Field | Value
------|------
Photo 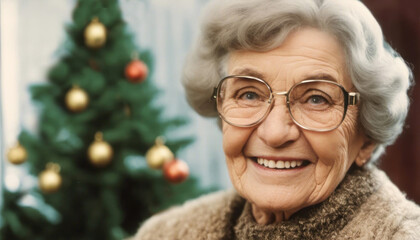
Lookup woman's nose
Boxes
[256,102,300,148]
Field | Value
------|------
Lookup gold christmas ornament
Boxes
[39,163,62,193]
[84,17,107,48]
[88,132,113,167]
[65,85,89,112]
[7,142,27,165]
[146,137,174,169]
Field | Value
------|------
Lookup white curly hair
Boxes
[182,0,413,162]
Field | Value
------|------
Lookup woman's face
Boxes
[223,28,372,215]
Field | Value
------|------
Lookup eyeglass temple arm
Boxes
[212,87,217,100]
[348,92,360,105]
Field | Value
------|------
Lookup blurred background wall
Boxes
[363,0,420,204]
[0,0,418,206]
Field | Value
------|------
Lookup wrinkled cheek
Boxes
[223,138,247,178]
[305,131,349,185]
[314,146,348,185]
[225,156,247,183]
[222,124,250,156]
[222,124,252,179]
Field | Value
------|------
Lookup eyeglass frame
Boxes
[212,75,360,132]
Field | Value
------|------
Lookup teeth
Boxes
[256,158,304,169]
[276,161,284,168]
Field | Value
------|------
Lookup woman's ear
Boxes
[355,140,377,167]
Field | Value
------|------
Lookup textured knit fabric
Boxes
[132,166,420,240]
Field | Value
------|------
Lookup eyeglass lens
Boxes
[216,76,346,131]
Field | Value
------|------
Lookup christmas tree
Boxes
[0,0,208,239]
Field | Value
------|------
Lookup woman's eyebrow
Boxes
[232,68,266,80]
[232,69,338,83]
[303,73,337,82]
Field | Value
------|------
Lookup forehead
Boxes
[227,28,352,89]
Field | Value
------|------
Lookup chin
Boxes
[252,191,307,212]
[237,178,312,214]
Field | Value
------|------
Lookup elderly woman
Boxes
[134,0,420,239]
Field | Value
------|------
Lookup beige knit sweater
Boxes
[132,166,420,240]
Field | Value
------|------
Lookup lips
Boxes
[251,157,310,169]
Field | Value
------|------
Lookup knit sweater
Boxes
[132,166,420,240]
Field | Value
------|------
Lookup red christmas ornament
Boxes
[163,159,189,184]
[125,60,148,83]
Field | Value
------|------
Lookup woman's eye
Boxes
[239,92,260,100]
[307,95,328,105]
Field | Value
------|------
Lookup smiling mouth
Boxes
[251,157,310,170]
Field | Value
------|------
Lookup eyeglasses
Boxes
[212,75,360,132]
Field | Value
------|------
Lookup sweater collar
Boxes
[232,165,381,240]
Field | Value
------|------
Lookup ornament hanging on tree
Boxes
[7,141,27,165]
[84,17,107,49]
[124,104,131,117]
[39,163,62,193]
[88,132,113,167]
[146,137,174,169]
[163,158,189,184]
[125,58,148,83]
[65,85,89,112]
